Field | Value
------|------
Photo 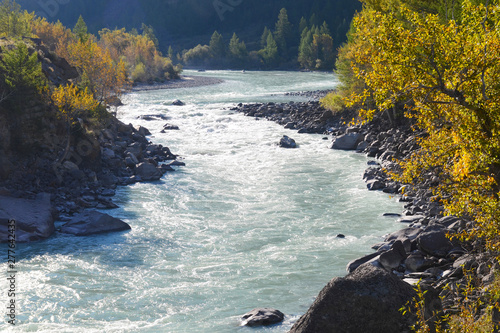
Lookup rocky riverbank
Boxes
[0,109,184,242]
[235,100,497,331]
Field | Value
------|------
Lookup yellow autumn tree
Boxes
[31,17,73,54]
[65,38,130,103]
[346,0,500,252]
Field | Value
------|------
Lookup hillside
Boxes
[18,0,361,54]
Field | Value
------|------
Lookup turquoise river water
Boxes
[2,70,404,332]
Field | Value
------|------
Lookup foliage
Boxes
[228,33,247,64]
[274,8,293,59]
[0,42,45,94]
[0,0,32,38]
[99,27,180,83]
[209,31,225,58]
[64,38,129,103]
[345,1,500,254]
[298,23,335,70]
[73,15,89,43]
[31,17,72,53]
[51,83,98,121]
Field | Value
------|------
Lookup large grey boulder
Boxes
[329,133,363,150]
[241,308,284,327]
[135,162,162,181]
[0,193,54,242]
[289,263,415,333]
[279,135,297,148]
[60,210,130,236]
[416,225,454,257]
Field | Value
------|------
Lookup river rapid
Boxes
[4,70,404,332]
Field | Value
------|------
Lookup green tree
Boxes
[228,32,247,60]
[260,33,278,66]
[299,17,308,35]
[260,26,271,49]
[209,30,225,58]
[298,27,314,69]
[0,0,32,38]
[274,8,293,59]
[0,42,45,94]
[73,15,89,43]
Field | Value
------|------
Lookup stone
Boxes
[163,123,180,130]
[136,125,151,136]
[289,263,416,333]
[62,160,79,171]
[356,141,369,152]
[135,162,162,181]
[405,252,431,272]
[346,252,380,273]
[329,133,363,150]
[101,148,115,159]
[241,308,284,327]
[398,215,426,224]
[0,193,54,242]
[279,135,297,148]
[171,99,185,106]
[60,210,130,236]
[417,225,454,257]
[379,241,407,271]
[366,179,385,191]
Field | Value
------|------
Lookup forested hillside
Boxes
[17,0,360,66]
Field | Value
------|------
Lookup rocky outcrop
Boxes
[0,193,54,242]
[241,308,285,327]
[60,210,131,236]
[289,263,416,333]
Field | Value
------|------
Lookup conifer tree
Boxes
[209,30,225,58]
[73,15,88,43]
[274,8,292,59]
[260,27,271,49]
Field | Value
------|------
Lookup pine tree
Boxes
[0,42,45,93]
[298,28,314,69]
[274,8,292,59]
[260,27,271,49]
[228,32,247,59]
[263,33,278,66]
[299,17,308,35]
[209,30,225,58]
[73,15,88,43]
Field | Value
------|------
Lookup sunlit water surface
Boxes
[3,70,404,332]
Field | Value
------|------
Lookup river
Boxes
[5,70,404,332]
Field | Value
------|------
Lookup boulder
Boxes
[171,99,185,106]
[379,240,407,271]
[163,123,180,130]
[241,308,284,327]
[60,210,130,236]
[136,125,151,136]
[289,263,415,333]
[279,135,297,148]
[329,133,363,150]
[417,225,454,257]
[135,162,162,181]
[366,179,385,191]
[0,193,55,242]
[346,252,380,273]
